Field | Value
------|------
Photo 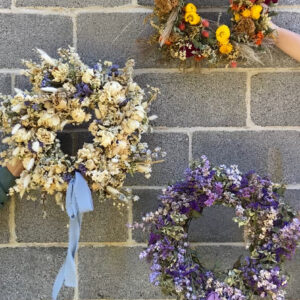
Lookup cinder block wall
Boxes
[0,0,300,299]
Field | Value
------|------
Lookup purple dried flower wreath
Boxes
[135,156,300,300]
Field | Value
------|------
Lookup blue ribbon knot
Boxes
[52,172,93,300]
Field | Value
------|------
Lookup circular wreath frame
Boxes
[138,156,300,300]
[150,0,279,65]
[0,47,163,206]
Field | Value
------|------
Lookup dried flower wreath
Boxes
[0,48,163,207]
[149,0,278,66]
[135,156,300,300]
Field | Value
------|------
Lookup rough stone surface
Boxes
[251,72,300,126]
[16,0,129,7]
[0,14,72,68]
[192,131,300,184]
[0,74,11,94]
[80,196,128,242]
[0,0,10,8]
[133,189,243,243]
[0,202,10,243]
[79,246,164,299]
[0,247,73,300]
[285,189,300,211]
[15,75,31,92]
[135,72,247,127]
[125,132,189,186]
[15,195,69,243]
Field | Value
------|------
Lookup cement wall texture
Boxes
[0,0,300,299]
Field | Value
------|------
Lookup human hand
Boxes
[7,160,24,177]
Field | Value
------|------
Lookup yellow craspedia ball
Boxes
[185,12,201,25]
[216,25,231,44]
[242,9,251,18]
[234,13,241,22]
[219,42,233,55]
[251,5,263,20]
[185,3,197,13]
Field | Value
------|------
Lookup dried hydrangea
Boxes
[0,47,163,206]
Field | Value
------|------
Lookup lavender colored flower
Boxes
[74,82,92,102]
[108,64,120,77]
[206,292,220,300]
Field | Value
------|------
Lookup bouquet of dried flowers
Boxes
[0,47,163,207]
[148,0,278,66]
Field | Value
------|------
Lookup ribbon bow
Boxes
[52,171,93,300]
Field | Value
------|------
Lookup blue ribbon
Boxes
[52,171,93,300]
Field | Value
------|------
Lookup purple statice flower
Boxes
[74,82,92,102]
[77,163,87,175]
[93,63,102,71]
[148,232,161,245]
[32,104,39,111]
[24,100,31,106]
[62,173,73,183]
[206,292,221,300]
[149,271,161,285]
[108,64,120,77]
[41,73,51,88]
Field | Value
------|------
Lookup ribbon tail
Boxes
[52,172,93,300]
[52,262,66,300]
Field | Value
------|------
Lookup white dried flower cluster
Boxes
[0,47,162,205]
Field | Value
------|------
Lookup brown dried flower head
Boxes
[234,17,256,38]
[154,0,179,14]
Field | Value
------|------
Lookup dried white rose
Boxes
[103,81,123,97]
[82,68,94,84]
[71,108,86,123]
[100,131,114,147]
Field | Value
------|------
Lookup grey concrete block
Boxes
[78,246,164,299]
[132,189,161,242]
[285,189,300,212]
[0,202,10,243]
[125,132,189,186]
[192,131,300,184]
[77,12,160,69]
[15,193,128,243]
[0,247,73,300]
[251,72,300,126]
[57,132,76,156]
[15,75,31,92]
[80,197,128,242]
[135,72,247,127]
[284,250,300,299]
[15,195,69,243]
[0,14,72,68]
[273,12,300,34]
[132,189,243,243]
[16,0,129,7]
[0,0,10,8]
[0,74,11,94]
